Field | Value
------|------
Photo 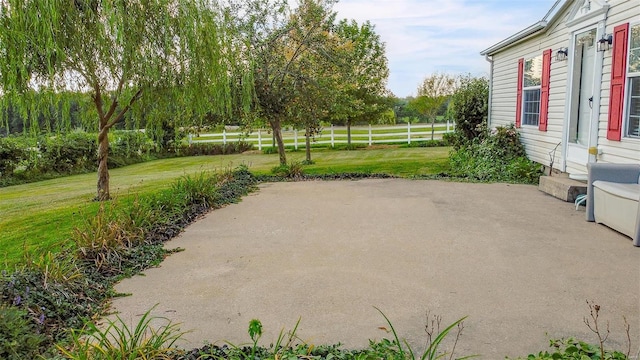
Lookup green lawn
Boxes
[0,146,450,268]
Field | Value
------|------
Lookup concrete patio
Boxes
[111,179,640,359]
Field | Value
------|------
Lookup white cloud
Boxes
[333,0,558,97]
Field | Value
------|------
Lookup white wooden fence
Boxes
[189,123,455,150]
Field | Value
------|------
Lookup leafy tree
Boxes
[231,0,339,165]
[0,0,246,200]
[410,73,457,139]
[331,19,390,145]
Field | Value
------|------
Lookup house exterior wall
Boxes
[489,10,572,171]
[487,0,640,174]
[595,1,640,166]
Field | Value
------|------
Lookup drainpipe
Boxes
[484,54,494,129]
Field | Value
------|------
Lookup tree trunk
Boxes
[431,117,435,141]
[305,126,312,163]
[271,119,287,165]
[347,119,352,146]
[96,127,110,201]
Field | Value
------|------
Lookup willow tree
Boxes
[0,0,244,200]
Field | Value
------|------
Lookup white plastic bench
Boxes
[586,163,640,246]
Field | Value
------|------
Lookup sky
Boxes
[332,0,559,97]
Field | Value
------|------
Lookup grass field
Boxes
[0,146,450,269]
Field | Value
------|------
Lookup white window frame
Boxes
[624,23,640,139]
[522,56,542,126]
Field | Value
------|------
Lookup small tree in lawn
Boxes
[331,19,390,146]
[0,0,245,200]
[231,0,339,166]
[410,73,457,140]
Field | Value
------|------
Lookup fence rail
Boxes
[189,123,455,150]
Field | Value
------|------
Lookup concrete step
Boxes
[538,175,587,202]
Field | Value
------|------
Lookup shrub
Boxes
[108,130,156,167]
[448,75,489,149]
[0,136,36,177]
[0,305,47,360]
[449,124,542,184]
[38,132,98,173]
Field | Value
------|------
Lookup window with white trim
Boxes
[626,24,640,138]
[523,56,542,126]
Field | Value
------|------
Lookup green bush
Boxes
[449,124,541,184]
[448,75,489,149]
[0,136,35,177]
[38,132,98,173]
[0,305,47,360]
[108,130,156,167]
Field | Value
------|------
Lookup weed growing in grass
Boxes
[57,307,186,360]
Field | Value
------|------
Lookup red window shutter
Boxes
[516,58,524,128]
[607,23,629,141]
[539,49,552,132]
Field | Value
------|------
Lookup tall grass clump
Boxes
[57,307,185,360]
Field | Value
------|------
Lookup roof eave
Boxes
[480,21,547,56]
[480,0,571,56]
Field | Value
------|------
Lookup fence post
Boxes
[188,133,193,145]
[368,124,372,146]
[294,129,298,150]
[447,120,450,132]
[258,129,262,151]
[331,125,334,147]
[407,122,411,145]
[223,129,227,145]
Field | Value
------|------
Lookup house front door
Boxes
[566,28,598,167]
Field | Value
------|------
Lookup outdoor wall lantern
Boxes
[555,48,568,61]
[598,34,612,52]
